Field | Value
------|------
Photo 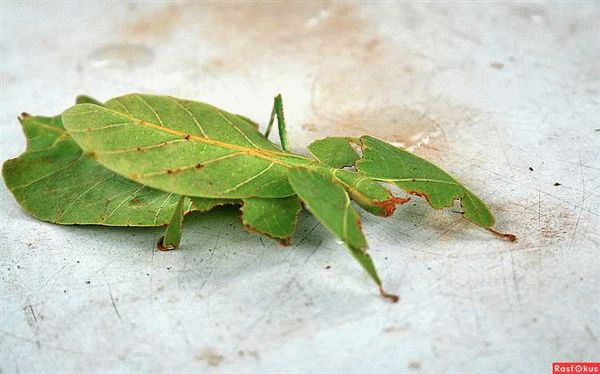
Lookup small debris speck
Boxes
[408,361,421,370]
[554,182,561,186]
[529,167,534,171]
[85,280,91,284]
[325,265,331,269]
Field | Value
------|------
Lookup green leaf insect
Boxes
[2,93,515,302]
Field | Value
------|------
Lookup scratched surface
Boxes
[1,2,599,373]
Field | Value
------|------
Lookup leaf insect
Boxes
[3,94,515,302]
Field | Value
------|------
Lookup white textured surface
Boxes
[1,2,599,373]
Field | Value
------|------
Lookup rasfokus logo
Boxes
[553,363,600,373]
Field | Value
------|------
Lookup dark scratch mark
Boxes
[492,119,514,176]
[538,190,542,238]
[569,157,586,250]
[107,284,122,320]
[501,253,514,311]
[510,251,522,305]
[585,325,598,342]
[27,304,37,323]
[0,330,96,355]
[294,222,320,248]
[536,189,598,218]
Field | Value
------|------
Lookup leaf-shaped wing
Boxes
[241,196,302,244]
[2,114,234,226]
[308,137,360,168]
[357,135,495,227]
[62,94,312,198]
[287,167,385,291]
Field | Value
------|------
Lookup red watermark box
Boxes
[553,363,600,373]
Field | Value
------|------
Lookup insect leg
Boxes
[157,196,185,251]
[265,94,290,151]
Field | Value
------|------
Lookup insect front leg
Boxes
[157,196,185,251]
[264,94,290,151]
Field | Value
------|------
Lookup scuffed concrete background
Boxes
[1,2,598,372]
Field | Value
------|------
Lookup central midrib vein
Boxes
[92,106,313,167]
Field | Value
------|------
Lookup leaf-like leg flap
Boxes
[307,138,409,217]
[265,94,290,151]
[308,137,360,168]
[241,196,302,245]
[157,196,185,251]
[332,169,410,217]
[287,167,398,302]
[75,95,104,106]
[356,135,516,240]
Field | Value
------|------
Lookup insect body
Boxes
[2,94,515,301]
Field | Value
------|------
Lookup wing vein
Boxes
[135,95,164,126]
[96,139,187,155]
[57,175,114,220]
[375,177,458,186]
[113,98,133,115]
[222,162,275,194]
[154,192,174,224]
[68,122,133,133]
[173,98,208,137]
[11,155,84,190]
[139,152,244,178]
[104,185,146,222]
[213,108,259,148]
